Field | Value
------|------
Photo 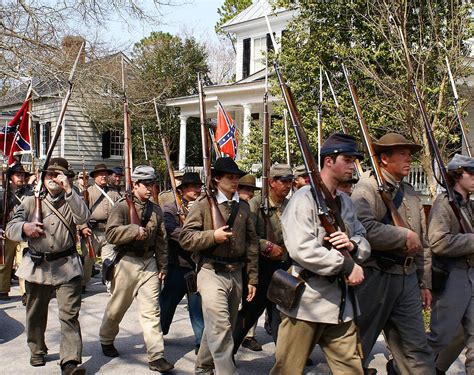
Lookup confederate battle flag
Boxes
[215,100,238,160]
[0,98,32,165]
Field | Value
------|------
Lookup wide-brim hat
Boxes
[212,157,246,177]
[90,163,113,178]
[42,157,70,174]
[7,163,31,177]
[320,133,364,160]
[178,172,203,188]
[238,174,260,190]
[373,133,422,155]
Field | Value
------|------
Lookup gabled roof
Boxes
[222,0,287,30]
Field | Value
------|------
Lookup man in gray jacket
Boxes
[270,133,370,375]
[6,157,90,375]
[428,153,474,374]
[351,133,435,374]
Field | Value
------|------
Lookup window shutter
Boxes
[102,131,111,159]
[34,122,40,158]
[242,38,251,79]
[266,33,274,52]
[45,122,51,153]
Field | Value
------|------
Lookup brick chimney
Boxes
[61,35,86,64]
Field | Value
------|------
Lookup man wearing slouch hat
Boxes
[6,157,89,374]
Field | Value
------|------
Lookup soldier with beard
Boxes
[6,157,90,374]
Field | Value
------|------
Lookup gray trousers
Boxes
[196,267,243,375]
[428,267,474,374]
[26,276,82,365]
[355,268,435,374]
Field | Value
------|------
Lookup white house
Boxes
[166,0,296,169]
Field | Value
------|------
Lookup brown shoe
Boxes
[0,292,10,301]
[148,358,174,372]
[61,361,86,375]
[30,354,46,367]
[242,337,262,351]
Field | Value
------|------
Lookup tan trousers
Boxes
[0,238,18,293]
[270,314,364,375]
[82,229,114,286]
[196,267,243,375]
[14,242,27,294]
[99,254,165,362]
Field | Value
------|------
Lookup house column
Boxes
[178,114,188,170]
[242,103,252,139]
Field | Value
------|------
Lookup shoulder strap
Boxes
[141,201,154,227]
[226,201,240,228]
[381,185,404,225]
[89,193,106,214]
[43,198,76,244]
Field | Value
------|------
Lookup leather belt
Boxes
[370,250,414,268]
[28,246,76,262]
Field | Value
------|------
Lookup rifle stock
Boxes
[398,31,471,234]
[154,99,186,224]
[273,62,350,258]
[342,64,407,228]
[197,74,226,229]
[122,57,140,226]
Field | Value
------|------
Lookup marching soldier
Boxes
[351,133,435,373]
[158,170,184,207]
[79,164,120,291]
[427,154,474,374]
[6,157,89,374]
[234,165,293,353]
[270,133,369,375]
[179,157,259,375]
[99,165,173,373]
[0,163,33,301]
[160,172,205,355]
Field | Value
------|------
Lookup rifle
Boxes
[324,70,363,176]
[140,123,159,203]
[445,56,472,158]
[81,164,95,259]
[197,74,226,229]
[0,157,7,265]
[121,57,140,226]
[273,62,351,258]
[317,66,323,169]
[154,99,186,224]
[342,64,408,228]
[397,28,472,234]
[261,64,278,244]
[30,43,84,224]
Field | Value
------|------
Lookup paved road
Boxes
[0,275,467,374]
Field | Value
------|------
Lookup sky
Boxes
[104,0,223,51]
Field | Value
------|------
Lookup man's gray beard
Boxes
[46,181,62,195]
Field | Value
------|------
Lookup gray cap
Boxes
[293,164,307,177]
[269,164,294,180]
[131,165,156,182]
[447,154,474,172]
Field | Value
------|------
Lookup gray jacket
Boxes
[278,186,370,324]
[7,190,90,285]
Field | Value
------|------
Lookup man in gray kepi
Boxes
[6,157,90,375]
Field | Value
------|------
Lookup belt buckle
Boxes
[404,256,414,268]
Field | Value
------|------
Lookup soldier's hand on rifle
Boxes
[136,226,148,241]
[81,227,92,237]
[23,221,44,238]
[53,172,72,194]
[325,231,354,251]
[246,284,256,302]
[405,230,422,255]
[347,264,364,286]
[214,225,233,244]
[420,288,432,310]
[158,271,166,282]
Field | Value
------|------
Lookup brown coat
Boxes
[429,192,474,267]
[105,196,168,274]
[179,195,259,285]
[351,170,430,287]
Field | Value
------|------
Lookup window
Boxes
[252,36,267,73]
[242,38,251,79]
[102,129,123,158]
[35,122,51,158]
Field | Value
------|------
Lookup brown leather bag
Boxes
[267,268,305,309]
